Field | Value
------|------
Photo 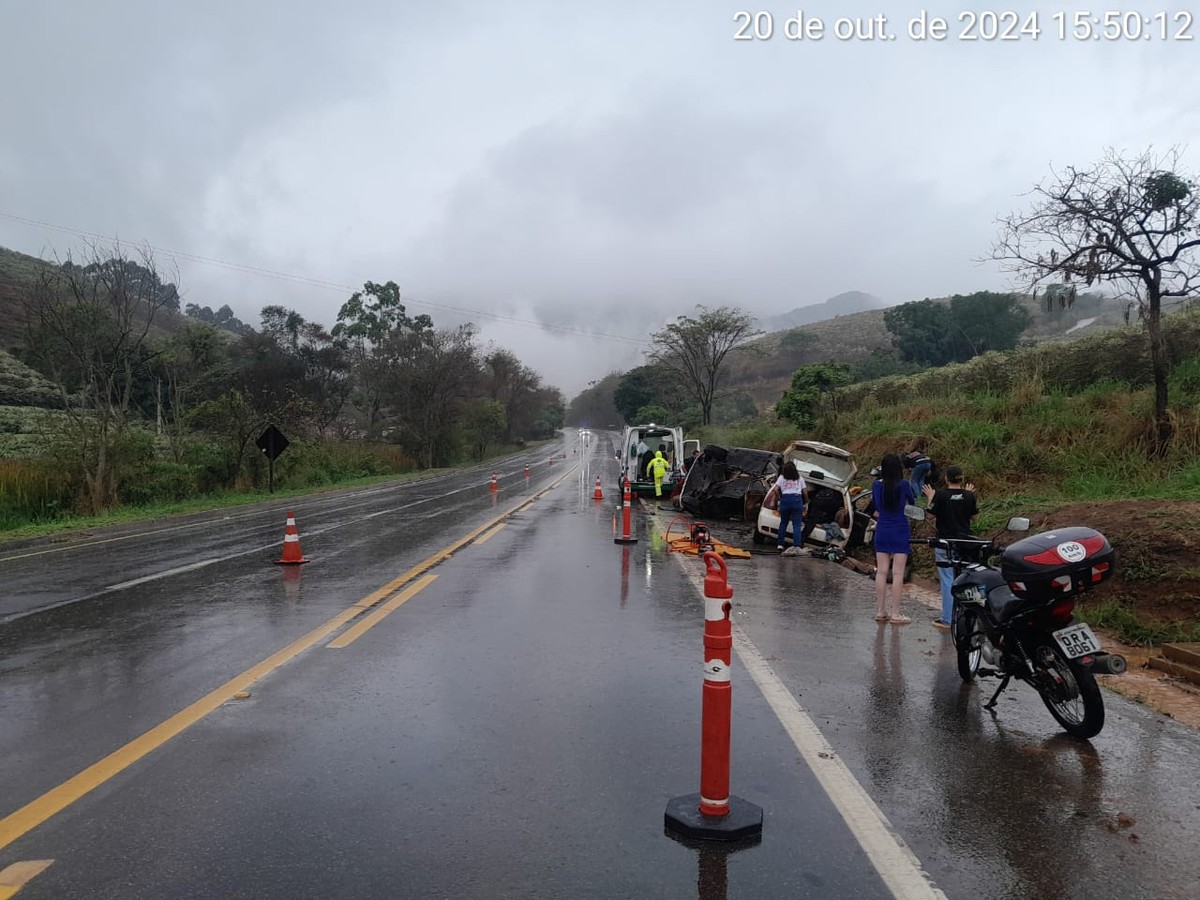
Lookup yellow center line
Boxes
[473,523,507,546]
[0,860,54,900]
[0,463,582,853]
[327,574,438,649]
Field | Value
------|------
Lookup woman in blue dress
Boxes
[872,453,916,624]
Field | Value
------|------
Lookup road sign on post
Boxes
[256,424,289,493]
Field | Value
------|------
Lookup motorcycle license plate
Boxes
[1052,622,1100,659]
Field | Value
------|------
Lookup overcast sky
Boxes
[2,1,1197,396]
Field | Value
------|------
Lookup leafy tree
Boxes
[384,325,479,467]
[945,292,1032,360]
[613,366,660,423]
[184,302,251,335]
[884,293,1030,366]
[333,280,433,437]
[633,404,672,425]
[295,321,352,432]
[260,304,307,352]
[186,389,263,488]
[463,398,507,460]
[992,147,1200,448]
[564,374,623,427]
[481,348,542,442]
[883,299,953,366]
[775,363,854,430]
[530,389,566,438]
[648,305,759,425]
[67,255,181,313]
[332,280,431,346]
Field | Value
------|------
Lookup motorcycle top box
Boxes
[1000,526,1115,601]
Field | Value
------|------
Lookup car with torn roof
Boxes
[755,440,874,550]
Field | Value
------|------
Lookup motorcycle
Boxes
[913,515,1126,739]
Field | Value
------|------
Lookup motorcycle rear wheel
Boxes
[1036,642,1105,740]
[953,607,982,681]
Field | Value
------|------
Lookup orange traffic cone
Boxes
[275,510,311,565]
[490,473,499,492]
[593,476,604,501]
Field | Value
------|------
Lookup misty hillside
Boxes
[757,290,887,332]
[726,291,1131,409]
[0,244,240,358]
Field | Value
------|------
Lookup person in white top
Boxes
[763,460,808,551]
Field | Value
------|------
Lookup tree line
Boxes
[15,246,564,515]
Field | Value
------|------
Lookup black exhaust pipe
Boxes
[1089,652,1128,675]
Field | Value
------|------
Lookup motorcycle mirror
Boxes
[1006,516,1030,532]
[904,504,926,521]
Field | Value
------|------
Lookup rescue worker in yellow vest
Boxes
[645,450,671,498]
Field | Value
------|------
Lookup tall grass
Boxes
[821,373,1200,502]
[0,459,72,526]
[1077,599,1200,646]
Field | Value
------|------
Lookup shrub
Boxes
[120,461,199,506]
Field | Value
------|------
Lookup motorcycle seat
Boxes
[985,584,1024,623]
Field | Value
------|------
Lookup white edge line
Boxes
[675,557,946,900]
[105,558,229,592]
[733,632,946,900]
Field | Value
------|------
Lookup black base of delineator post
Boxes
[664,793,763,841]
[614,537,638,544]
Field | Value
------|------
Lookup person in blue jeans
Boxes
[906,445,932,499]
[922,465,978,630]
[764,460,808,551]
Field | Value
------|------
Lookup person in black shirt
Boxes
[922,465,977,630]
[802,486,844,544]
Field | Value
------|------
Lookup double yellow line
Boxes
[0,465,577,855]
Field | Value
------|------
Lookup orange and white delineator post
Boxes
[664,551,762,840]
[613,478,637,545]
[490,473,499,492]
[274,510,311,565]
[699,552,734,816]
[524,465,531,478]
[593,476,604,501]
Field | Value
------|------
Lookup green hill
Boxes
[726,292,1131,409]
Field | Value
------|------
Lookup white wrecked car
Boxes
[755,440,875,550]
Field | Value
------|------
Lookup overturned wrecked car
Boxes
[677,445,779,522]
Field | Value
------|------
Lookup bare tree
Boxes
[23,243,175,512]
[992,147,1200,448]
[648,305,760,426]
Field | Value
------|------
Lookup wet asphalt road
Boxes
[1,430,1198,899]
